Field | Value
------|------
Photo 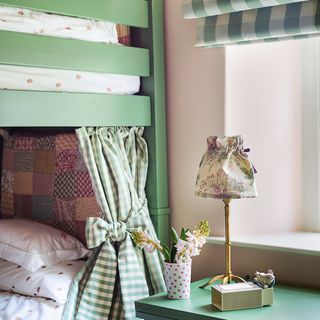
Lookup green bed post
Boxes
[133,0,170,244]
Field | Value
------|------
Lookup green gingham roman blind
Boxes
[182,0,320,47]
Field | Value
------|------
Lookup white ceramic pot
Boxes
[164,260,192,299]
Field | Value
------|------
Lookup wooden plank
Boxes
[0,31,149,76]
[0,90,151,127]
[0,0,148,28]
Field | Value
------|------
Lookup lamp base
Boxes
[199,273,246,289]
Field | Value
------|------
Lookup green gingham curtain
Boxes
[63,127,165,320]
[182,0,320,47]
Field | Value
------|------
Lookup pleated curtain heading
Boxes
[182,0,320,47]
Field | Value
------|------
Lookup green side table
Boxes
[135,278,320,320]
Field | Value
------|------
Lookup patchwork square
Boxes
[1,131,98,244]
[1,192,14,215]
[36,135,55,150]
[76,172,94,197]
[2,148,13,171]
[54,198,76,221]
[13,172,33,195]
[14,151,34,171]
[32,196,53,220]
[34,150,55,173]
[56,134,78,151]
[14,194,32,218]
[75,153,88,172]
[33,173,54,195]
[75,197,101,221]
[13,136,36,151]
[56,150,78,172]
[54,173,75,198]
[1,170,14,193]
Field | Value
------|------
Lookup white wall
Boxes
[225,41,303,234]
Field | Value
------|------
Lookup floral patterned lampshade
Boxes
[195,136,257,199]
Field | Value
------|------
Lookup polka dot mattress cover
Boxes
[0,259,85,319]
[0,64,140,95]
[0,258,85,304]
[0,6,139,95]
[0,291,64,320]
[0,5,118,44]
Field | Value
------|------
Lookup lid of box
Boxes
[213,282,260,293]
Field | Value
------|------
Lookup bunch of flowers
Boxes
[131,220,210,263]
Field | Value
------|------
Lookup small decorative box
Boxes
[212,282,273,311]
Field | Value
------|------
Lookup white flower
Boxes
[196,236,207,247]
[185,231,195,242]
[187,242,201,257]
[132,230,150,249]
[175,238,203,262]
[174,239,188,263]
[186,231,206,248]
[176,239,187,253]
[131,229,162,254]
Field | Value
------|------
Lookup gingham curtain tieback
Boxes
[86,214,148,248]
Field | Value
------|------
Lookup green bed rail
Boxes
[0,90,151,127]
[0,0,169,242]
[0,0,148,27]
[0,31,149,76]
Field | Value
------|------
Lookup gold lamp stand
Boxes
[200,199,246,289]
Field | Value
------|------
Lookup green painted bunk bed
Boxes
[0,0,169,243]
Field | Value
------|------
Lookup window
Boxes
[301,38,320,232]
[224,37,320,235]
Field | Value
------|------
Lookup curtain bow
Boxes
[86,218,128,245]
[86,199,150,247]
[82,205,151,318]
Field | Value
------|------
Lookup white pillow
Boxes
[0,258,85,304]
[0,219,89,272]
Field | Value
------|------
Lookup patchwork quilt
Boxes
[0,131,101,244]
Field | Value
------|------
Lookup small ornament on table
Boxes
[253,269,276,289]
[131,221,210,299]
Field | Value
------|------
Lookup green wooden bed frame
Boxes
[0,0,170,243]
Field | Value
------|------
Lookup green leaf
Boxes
[170,245,177,263]
[180,228,187,241]
[170,227,179,245]
[162,243,171,263]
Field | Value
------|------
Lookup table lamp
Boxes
[195,136,257,289]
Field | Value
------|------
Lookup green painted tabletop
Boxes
[136,278,320,320]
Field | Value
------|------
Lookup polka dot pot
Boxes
[164,261,191,299]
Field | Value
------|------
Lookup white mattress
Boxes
[0,5,118,43]
[0,65,140,95]
[0,292,64,320]
[0,6,139,95]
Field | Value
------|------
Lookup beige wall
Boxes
[163,1,320,288]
